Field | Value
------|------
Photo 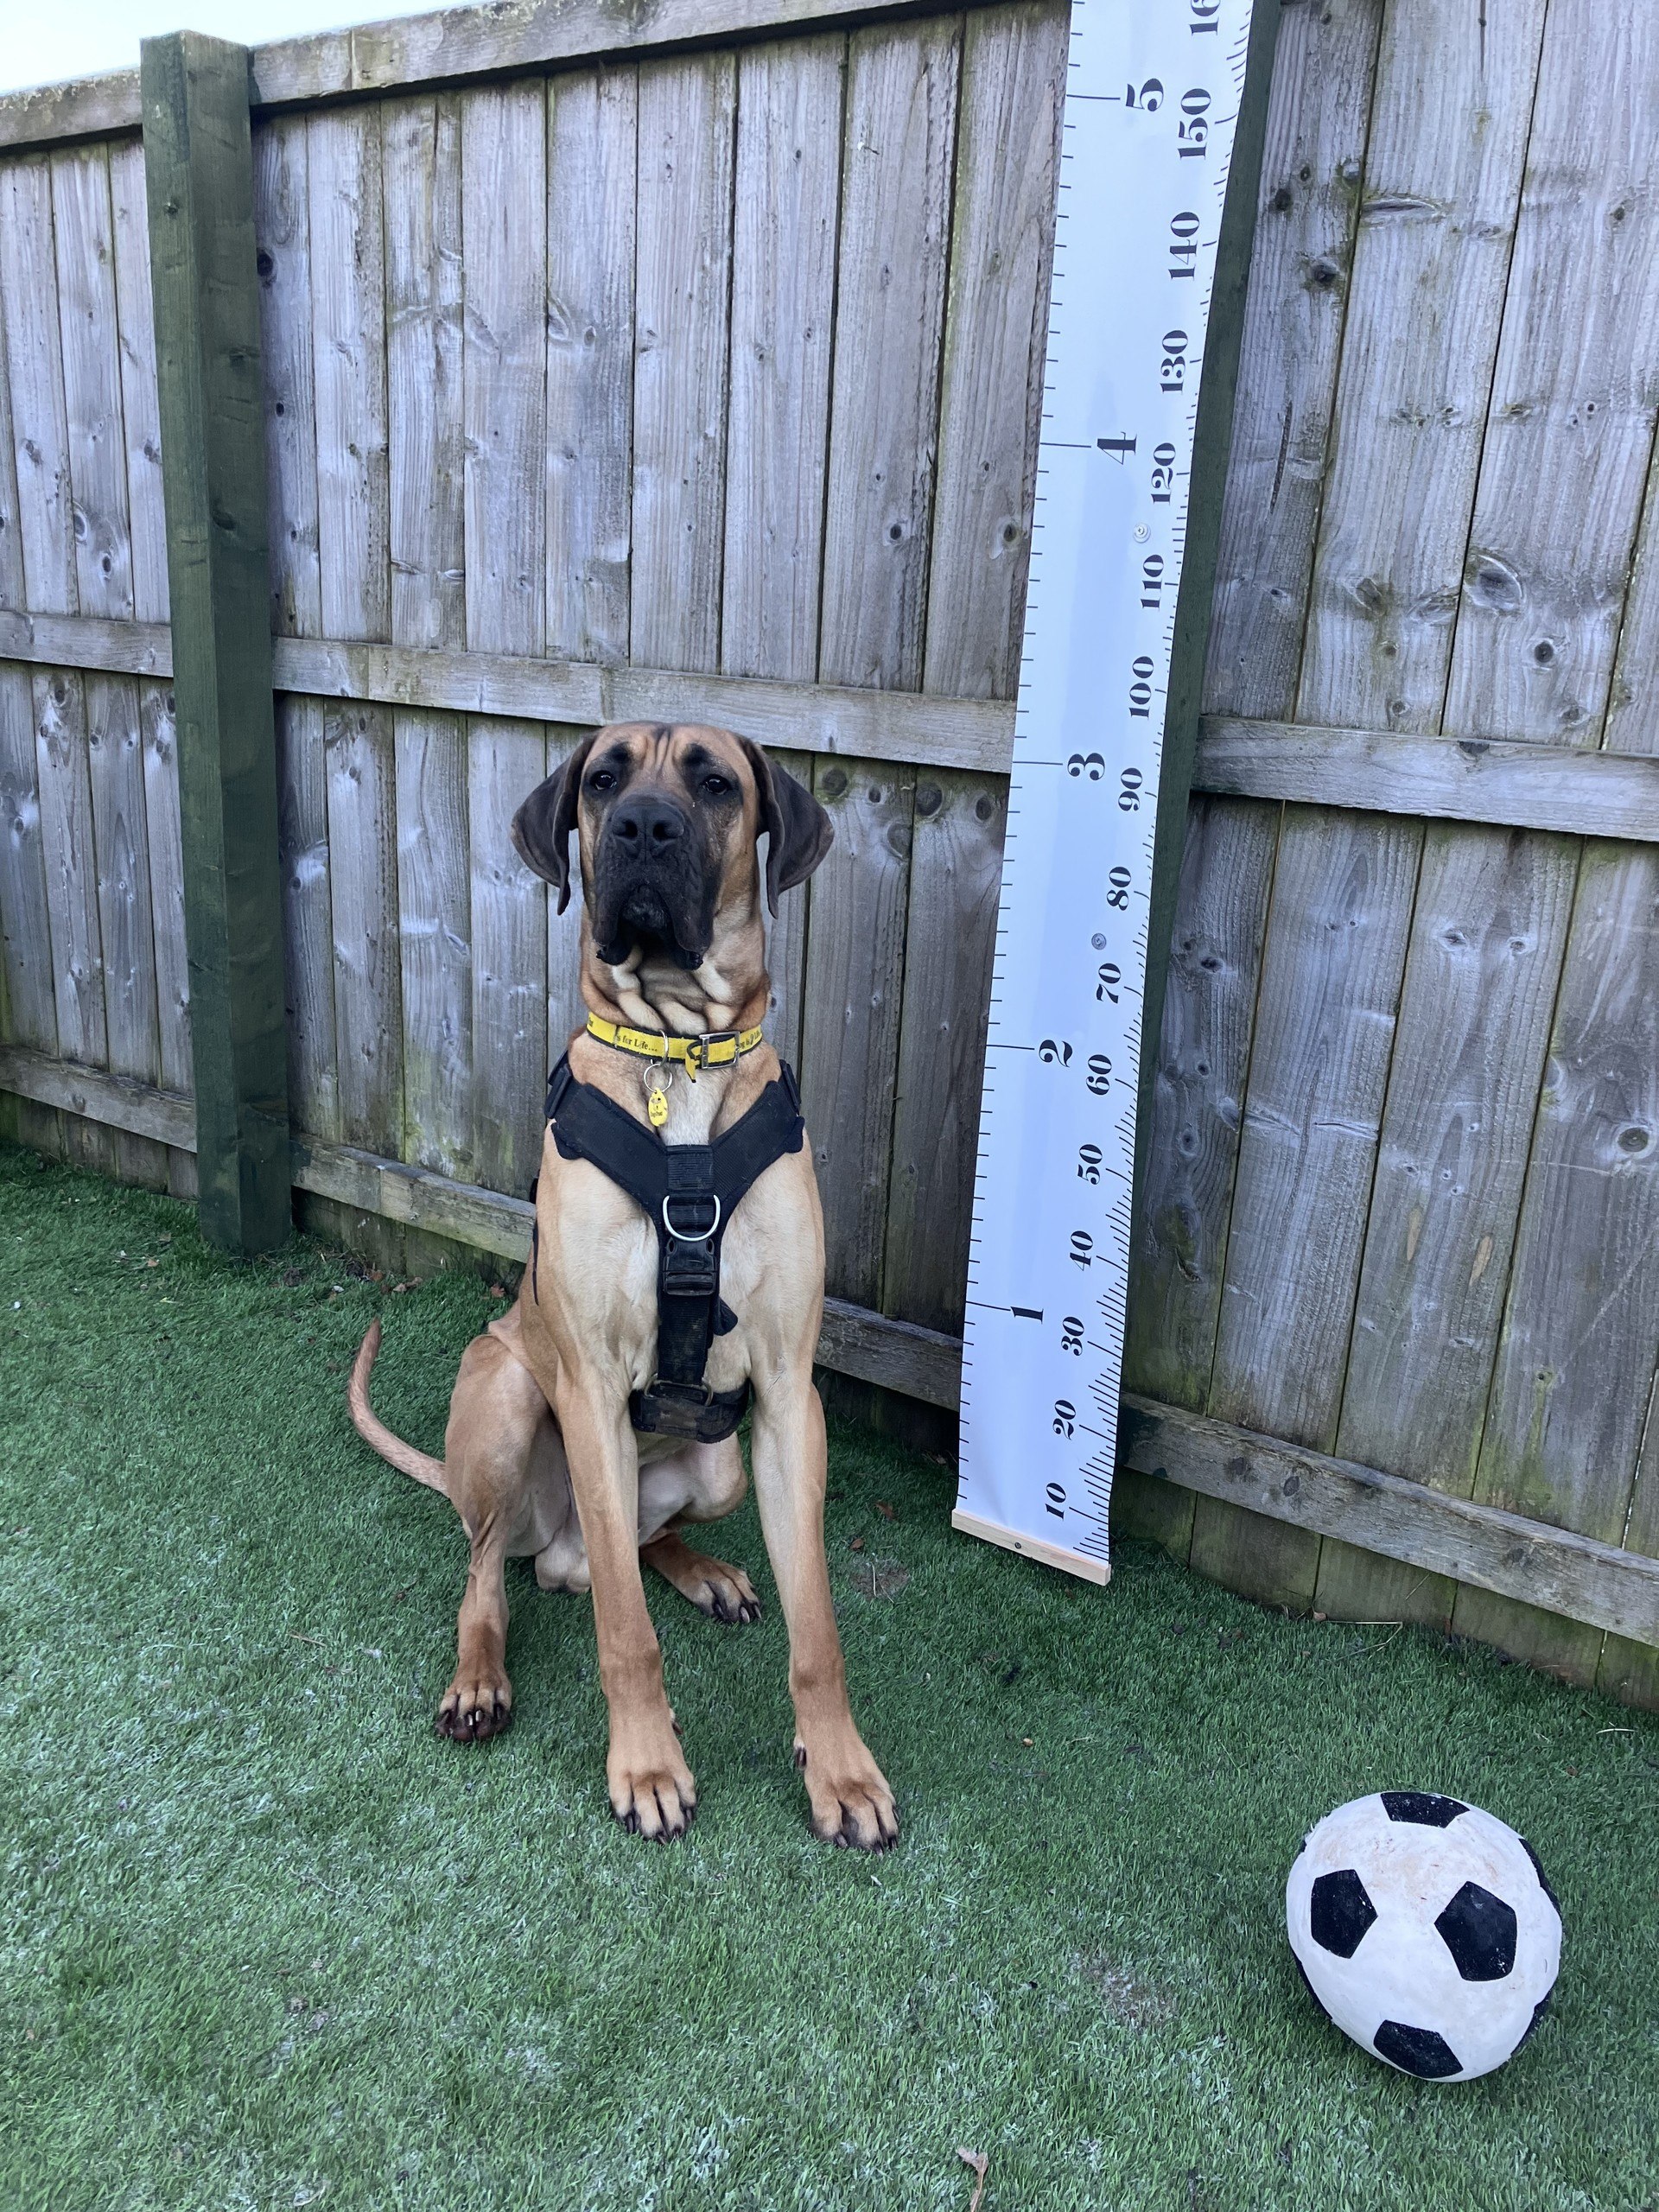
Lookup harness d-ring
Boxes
[662,1192,721,1243]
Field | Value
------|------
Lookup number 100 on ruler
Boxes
[955,0,1259,1582]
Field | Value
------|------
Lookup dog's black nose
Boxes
[610,797,686,850]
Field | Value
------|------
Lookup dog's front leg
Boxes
[750,1369,898,1850]
[555,1368,696,1840]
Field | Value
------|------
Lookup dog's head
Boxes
[511,723,832,971]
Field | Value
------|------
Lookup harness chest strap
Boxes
[536,1053,805,1444]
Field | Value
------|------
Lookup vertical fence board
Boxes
[1605,456,1659,760]
[274,696,337,1138]
[52,151,137,621]
[385,96,465,659]
[1,160,108,1110]
[1442,3,1659,750]
[0,667,55,1052]
[1,158,79,615]
[545,725,590,1056]
[721,35,842,683]
[1202,0,1382,721]
[1126,795,1279,1414]
[53,145,164,1189]
[255,118,322,642]
[83,676,157,1071]
[1455,842,1659,1684]
[469,727,549,1194]
[1315,823,1577,1627]
[109,142,168,626]
[137,683,189,1088]
[799,756,914,1308]
[308,106,400,1157]
[547,67,637,668]
[631,54,735,675]
[818,18,960,691]
[385,94,472,1182]
[1197,806,1420,1606]
[309,111,391,640]
[463,81,548,1197]
[253,119,336,1146]
[0,288,54,1088]
[111,135,192,1188]
[322,698,401,1152]
[923,0,1064,702]
[30,673,106,1071]
[1296,0,1547,736]
[1600,1395,1659,1706]
[883,768,1002,1332]
[543,71,632,1040]
[764,763,810,1071]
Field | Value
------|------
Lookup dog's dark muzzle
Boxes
[592,797,714,970]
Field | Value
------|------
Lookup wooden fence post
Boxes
[141,33,291,1251]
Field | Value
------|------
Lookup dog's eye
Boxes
[701,774,731,798]
[587,770,618,794]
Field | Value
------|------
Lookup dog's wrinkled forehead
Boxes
[583,722,755,810]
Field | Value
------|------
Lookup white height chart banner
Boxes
[955,0,1260,1582]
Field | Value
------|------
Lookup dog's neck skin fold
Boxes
[575,856,772,1045]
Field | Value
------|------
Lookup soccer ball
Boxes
[1286,1792,1561,2082]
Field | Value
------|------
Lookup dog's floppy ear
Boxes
[740,738,834,915]
[511,734,596,913]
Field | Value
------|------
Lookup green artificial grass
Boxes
[3,1144,1657,2212]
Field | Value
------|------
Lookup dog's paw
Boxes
[435,1666,513,1743]
[691,1560,762,1626]
[608,1722,697,1841]
[643,1534,763,1624]
[795,1727,898,1852]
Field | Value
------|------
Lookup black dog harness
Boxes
[536,1054,805,1444]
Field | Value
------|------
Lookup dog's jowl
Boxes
[350,723,898,1850]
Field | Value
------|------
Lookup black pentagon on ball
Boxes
[1310,1868,1377,1958]
[1435,1880,1518,1981]
[1380,1790,1468,1827]
[1374,2019,1463,2078]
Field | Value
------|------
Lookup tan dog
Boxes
[350,723,898,1850]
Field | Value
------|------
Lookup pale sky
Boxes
[4,1,438,96]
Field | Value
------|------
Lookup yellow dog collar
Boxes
[586,1013,765,1078]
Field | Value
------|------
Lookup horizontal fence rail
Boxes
[18,619,1659,844]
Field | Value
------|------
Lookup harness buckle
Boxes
[662,1192,721,1243]
[640,1376,715,1409]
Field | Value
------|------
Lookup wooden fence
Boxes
[4,0,1659,1707]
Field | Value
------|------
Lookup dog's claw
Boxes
[435,1675,513,1743]
[609,1732,696,1842]
[796,1730,898,1851]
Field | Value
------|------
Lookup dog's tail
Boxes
[348,1320,447,1492]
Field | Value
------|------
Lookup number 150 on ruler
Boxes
[955,0,1262,1583]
